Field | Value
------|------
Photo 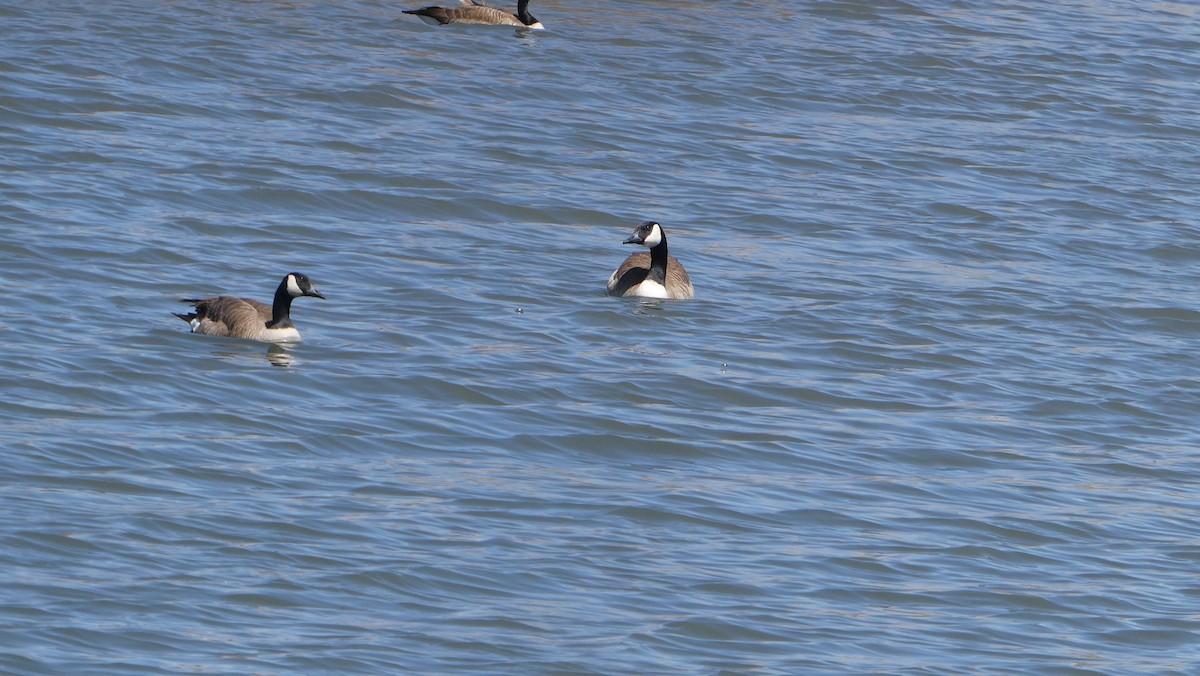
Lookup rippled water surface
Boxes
[4,0,1200,672]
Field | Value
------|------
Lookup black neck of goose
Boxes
[268,280,295,329]
[517,0,535,24]
[646,235,669,286]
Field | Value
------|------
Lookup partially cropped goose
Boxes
[606,221,695,300]
[403,0,544,29]
[174,272,325,342]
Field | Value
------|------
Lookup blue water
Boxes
[3,0,1200,672]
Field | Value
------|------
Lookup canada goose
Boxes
[173,272,325,342]
[607,221,695,300]
[403,0,544,29]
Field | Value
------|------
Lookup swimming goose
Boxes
[607,221,695,300]
[174,272,325,342]
[403,0,544,29]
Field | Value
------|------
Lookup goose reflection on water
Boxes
[265,343,294,368]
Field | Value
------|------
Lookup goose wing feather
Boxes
[405,4,524,25]
[192,296,272,339]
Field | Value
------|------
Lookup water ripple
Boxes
[3,0,1200,672]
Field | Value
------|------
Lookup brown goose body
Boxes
[607,252,694,300]
[404,0,543,28]
[606,221,695,300]
[174,272,325,343]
